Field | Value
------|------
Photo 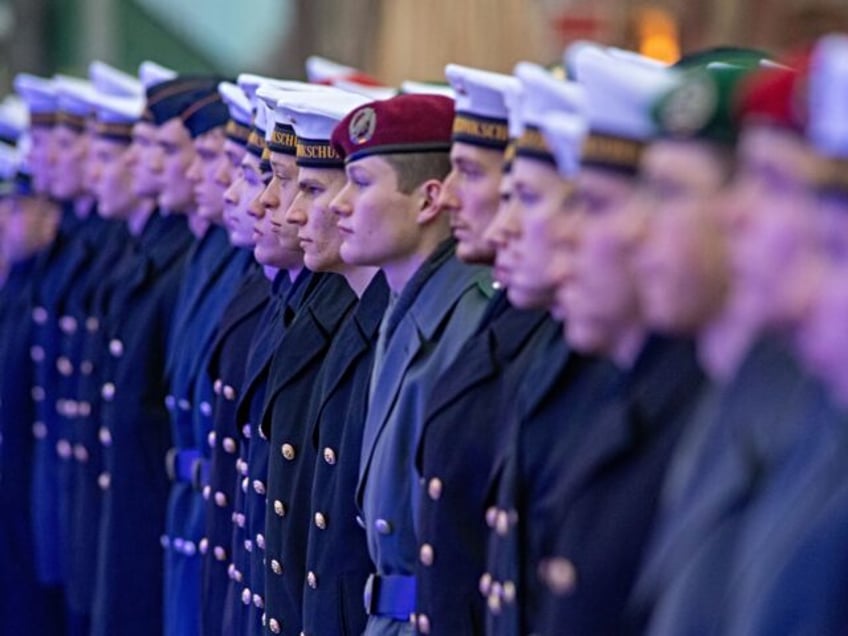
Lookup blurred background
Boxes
[2,0,847,90]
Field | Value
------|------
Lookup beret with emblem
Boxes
[331,93,455,163]
[445,64,518,151]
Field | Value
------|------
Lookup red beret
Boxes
[735,50,811,133]
[331,93,455,163]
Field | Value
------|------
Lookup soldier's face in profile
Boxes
[28,126,54,195]
[127,121,160,199]
[483,170,519,289]
[439,142,503,265]
[560,168,641,355]
[49,125,88,201]
[220,140,252,247]
[153,118,197,213]
[634,140,731,334]
[286,166,348,273]
[187,127,227,224]
[333,156,427,269]
[721,126,819,332]
[253,152,303,270]
[91,137,138,219]
[507,156,576,310]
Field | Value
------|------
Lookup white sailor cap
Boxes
[540,113,589,178]
[0,96,29,145]
[139,60,177,91]
[89,60,143,97]
[446,64,518,150]
[275,90,371,168]
[13,73,57,122]
[809,34,848,159]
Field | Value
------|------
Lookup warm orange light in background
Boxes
[637,7,680,63]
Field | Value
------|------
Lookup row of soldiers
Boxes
[1,32,848,636]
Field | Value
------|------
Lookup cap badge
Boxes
[349,107,377,145]
[661,73,717,136]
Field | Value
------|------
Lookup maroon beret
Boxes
[331,93,455,163]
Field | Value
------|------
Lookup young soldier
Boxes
[530,46,705,636]
[329,93,493,636]
[89,75,196,636]
[199,80,268,636]
[258,88,372,636]
[0,122,59,636]
[159,80,256,636]
[413,64,558,635]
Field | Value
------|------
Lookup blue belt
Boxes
[165,449,208,490]
[363,573,416,621]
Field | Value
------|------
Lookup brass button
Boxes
[59,315,77,334]
[244,539,253,553]
[99,427,112,447]
[77,401,91,417]
[31,386,45,402]
[32,306,48,324]
[252,593,264,608]
[502,580,516,604]
[252,480,266,495]
[479,572,493,596]
[215,491,228,507]
[241,588,251,605]
[214,546,227,561]
[178,398,191,412]
[419,543,434,567]
[268,618,281,634]
[427,478,443,501]
[417,614,431,634]
[55,439,72,459]
[274,500,286,517]
[200,401,212,417]
[323,447,336,465]
[223,437,237,454]
[85,316,99,332]
[30,345,44,362]
[271,559,283,575]
[375,519,392,535]
[281,443,295,461]
[32,421,47,439]
[255,533,265,550]
[488,590,502,614]
[314,512,327,530]
[109,339,123,357]
[223,385,236,401]
[241,477,249,493]
[101,382,116,401]
[199,538,209,554]
[183,541,197,556]
[213,379,223,395]
[242,424,251,439]
[496,510,512,537]
[539,557,578,596]
[485,506,498,528]
[56,356,73,376]
[73,444,89,463]
[80,360,93,375]
[98,472,111,490]
[202,485,211,500]
[235,513,246,528]
[165,395,176,410]
[207,431,216,448]
[306,571,317,589]
[227,563,236,580]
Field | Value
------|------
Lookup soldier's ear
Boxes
[416,180,443,224]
